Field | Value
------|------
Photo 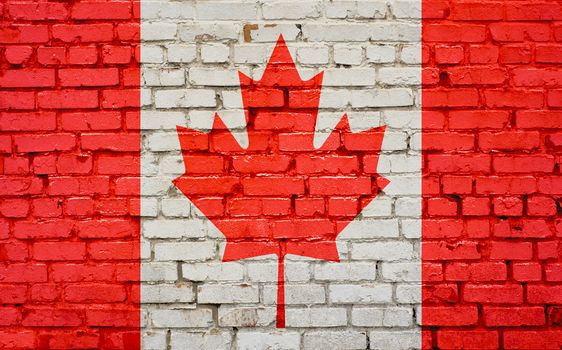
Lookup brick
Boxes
[52,24,113,42]
[423,306,478,326]
[38,90,98,109]
[22,309,82,327]
[59,68,119,87]
[437,330,499,350]
[33,242,86,261]
[464,284,523,303]
[7,2,67,20]
[0,69,54,88]
[0,25,48,43]
[64,284,126,303]
[72,2,131,19]
[490,241,533,260]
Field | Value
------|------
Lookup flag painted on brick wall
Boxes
[1,0,561,349]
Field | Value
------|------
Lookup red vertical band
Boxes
[0,1,140,348]
[423,1,562,349]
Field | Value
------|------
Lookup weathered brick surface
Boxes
[141,0,421,348]
[0,0,140,348]
[422,1,562,349]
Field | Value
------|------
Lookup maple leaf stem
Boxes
[276,245,286,328]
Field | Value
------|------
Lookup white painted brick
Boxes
[247,262,310,282]
[142,283,195,303]
[285,307,347,327]
[141,1,195,20]
[384,110,421,129]
[183,262,245,282]
[247,24,301,42]
[197,284,259,304]
[390,0,422,19]
[221,90,244,109]
[146,131,178,152]
[143,69,185,86]
[161,198,191,217]
[141,111,187,130]
[297,45,329,65]
[396,284,422,303]
[154,241,216,261]
[314,262,376,281]
[141,177,173,196]
[325,1,356,18]
[218,306,275,327]
[170,331,232,350]
[366,45,396,63]
[150,308,213,328]
[141,241,151,260]
[303,330,367,350]
[402,219,422,238]
[369,331,422,350]
[384,307,414,327]
[350,89,414,107]
[382,262,421,282]
[234,45,266,64]
[179,23,240,42]
[356,0,388,18]
[141,88,152,107]
[378,67,421,85]
[155,89,216,108]
[302,24,371,42]
[140,196,159,216]
[142,23,177,41]
[167,44,197,63]
[329,284,393,304]
[385,176,422,196]
[141,262,178,282]
[351,241,414,260]
[237,331,300,350]
[395,197,422,217]
[370,23,420,42]
[143,219,206,239]
[201,43,230,63]
[323,68,376,86]
[189,68,239,86]
[351,307,384,327]
[141,46,164,64]
[142,330,167,350]
[262,1,321,19]
[401,44,423,64]
[334,45,363,65]
[388,155,422,174]
[195,2,258,20]
[263,284,325,305]
[325,1,386,19]
[159,156,185,175]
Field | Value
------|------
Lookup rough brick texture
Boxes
[0,1,140,348]
[141,0,421,348]
[423,1,562,349]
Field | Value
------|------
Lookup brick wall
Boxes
[422,1,562,349]
[0,1,140,349]
[140,1,421,349]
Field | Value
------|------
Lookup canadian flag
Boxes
[0,0,561,349]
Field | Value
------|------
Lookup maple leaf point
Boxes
[174,34,388,328]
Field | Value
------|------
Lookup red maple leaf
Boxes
[174,35,388,328]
